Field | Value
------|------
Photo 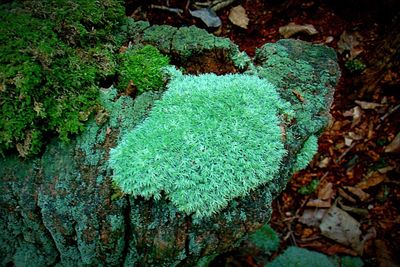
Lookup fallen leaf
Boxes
[279,22,318,38]
[318,182,334,201]
[343,106,362,128]
[345,137,353,147]
[319,206,363,253]
[344,186,370,201]
[292,90,305,102]
[338,199,369,217]
[189,8,222,28]
[228,5,249,29]
[355,100,383,110]
[377,166,395,174]
[306,199,331,208]
[318,157,330,168]
[325,36,334,43]
[347,132,364,141]
[356,172,385,189]
[325,244,359,256]
[337,31,363,59]
[299,209,328,227]
[338,188,357,203]
[384,132,400,153]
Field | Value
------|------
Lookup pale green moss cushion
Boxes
[110,72,290,217]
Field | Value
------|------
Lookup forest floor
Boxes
[127,1,400,266]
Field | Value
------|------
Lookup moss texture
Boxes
[0,18,339,266]
[117,45,170,93]
[266,246,335,267]
[110,71,290,217]
[0,0,124,157]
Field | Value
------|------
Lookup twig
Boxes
[193,0,235,11]
[376,103,400,130]
[335,142,356,163]
[150,4,183,16]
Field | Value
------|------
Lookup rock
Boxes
[0,23,340,266]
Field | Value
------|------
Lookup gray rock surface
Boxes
[0,24,340,266]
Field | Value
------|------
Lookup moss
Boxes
[345,59,366,73]
[117,45,170,93]
[298,179,320,195]
[266,246,335,267]
[293,134,319,172]
[172,26,235,59]
[142,25,178,54]
[248,224,280,254]
[0,0,124,157]
[254,40,338,144]
[110,71,289,217]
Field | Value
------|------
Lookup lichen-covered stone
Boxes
[0,23,339,266]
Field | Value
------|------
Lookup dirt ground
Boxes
[127,1,400,266]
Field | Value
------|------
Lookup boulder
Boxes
[0,23,340,266]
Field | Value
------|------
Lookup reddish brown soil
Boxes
[127,1,400,266]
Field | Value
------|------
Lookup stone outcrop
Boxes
[0,23,340,266]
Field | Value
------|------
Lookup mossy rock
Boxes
[0,15,340,267]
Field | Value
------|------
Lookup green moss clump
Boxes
[117,45,170,93]
[110,72,289,217]
[172,26,234,58]
[248,224,280,254]
[266,246,335,267]
[0,0,124,157]
[298,179,320,195]
[345,59,366,73]
[293,135,318,172]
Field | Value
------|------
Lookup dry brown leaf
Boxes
[344,186,370,201]
[343,106,362,128]
[279,22,318,38]
[318,182,334,201]
[356,172,386,189]
[306,199,331,208]
[377,166,395,174]
[338,188,357,203]
[337,31,363,59]
[384,132,400,153]
[347,132,364,140]
[325,244,359,256]
[318,157,330,168]
[320,206,363,254]
[355,100,383,110]
[228,5,249,29]
[16,131,33,158]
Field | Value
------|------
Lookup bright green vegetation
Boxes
[110,71,291,217]
[298,179,320,195]
[293,134,319,172]
[0,0,124,157]
[248,224,280,254]
[345,59,366,73]
[117,45,170,93]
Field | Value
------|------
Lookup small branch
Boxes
[149,4,184,16]
[335,142,357,163]
[376,103,400,130]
